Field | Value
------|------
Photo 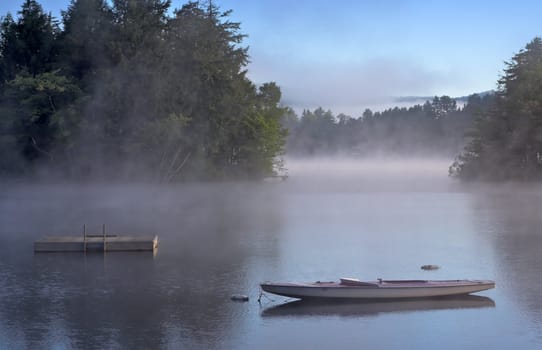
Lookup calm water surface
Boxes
[1,160,541,349]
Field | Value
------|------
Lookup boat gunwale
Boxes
[261,280,495,290]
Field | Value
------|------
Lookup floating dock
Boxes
[34,225,158,253]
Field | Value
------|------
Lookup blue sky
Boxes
[2,0,541,116]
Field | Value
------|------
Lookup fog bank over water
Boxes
[286,157,450,176]
[284,156,542,194]
[283,157,455,192]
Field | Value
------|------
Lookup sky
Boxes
[1,0,542,116]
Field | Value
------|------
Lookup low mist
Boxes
[282,156,455,193]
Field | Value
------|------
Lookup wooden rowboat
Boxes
[260,278,495,299]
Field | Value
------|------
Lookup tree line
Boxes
[0,0,286,181]
[285,37,542,182]
[284,94,495,158]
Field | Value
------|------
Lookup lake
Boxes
[1,159,541,349]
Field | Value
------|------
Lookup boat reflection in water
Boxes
[261,295,495,318]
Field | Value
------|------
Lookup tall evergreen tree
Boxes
[2,0,58,78]
[450,38,542,180]
[58,0,114,82]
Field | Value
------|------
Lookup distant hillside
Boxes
[395,90,494,105]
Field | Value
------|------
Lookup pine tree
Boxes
[58,0,114,82]
[451,38,542,180]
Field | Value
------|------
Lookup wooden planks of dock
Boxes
[34,234,158,253]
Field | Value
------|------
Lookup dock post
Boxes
[83,224,87,253]
[103,224,107,252]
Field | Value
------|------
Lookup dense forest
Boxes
[2,1,542,182]
[0,0,287,181]
[284,94,494,157]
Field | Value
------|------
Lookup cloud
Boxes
[247,54,455,116]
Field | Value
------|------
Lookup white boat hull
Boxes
[261,280,495,299]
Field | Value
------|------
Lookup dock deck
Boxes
[34,235,158,252]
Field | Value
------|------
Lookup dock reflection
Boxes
[261,295,495,318]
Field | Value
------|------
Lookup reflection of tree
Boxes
[0,252,162,349]
[0,183,283,349]
[472,190,542,327]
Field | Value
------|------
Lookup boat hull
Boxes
[260,280,495,299]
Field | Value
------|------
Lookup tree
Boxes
[0,0,66,175]
[431,95,457,119]
[250,82,287,176]
[1,0,59,78]
[58,0,114,82]
[0,14,18,84]
[4,70,83,167]
[289,107,337,155]
[451,38,542,180]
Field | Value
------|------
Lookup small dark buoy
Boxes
[421,264,440,270]
[230,294,249,302]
